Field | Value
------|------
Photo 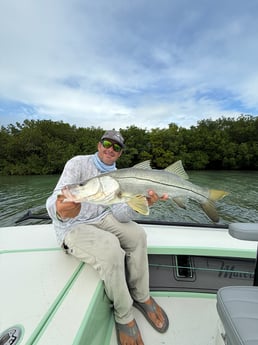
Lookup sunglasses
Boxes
[101,140,123,152]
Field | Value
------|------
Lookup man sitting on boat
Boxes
[46,130,169,345]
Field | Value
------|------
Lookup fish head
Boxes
[62,175,121,204]
[61,179,100,202]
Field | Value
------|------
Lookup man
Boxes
[46,130,169,345]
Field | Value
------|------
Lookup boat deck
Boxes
[2,223,257,257]
[110,294,224,345]
[1,223,257,345]
[144,222,257,257]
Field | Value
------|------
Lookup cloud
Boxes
[0,0,258,130]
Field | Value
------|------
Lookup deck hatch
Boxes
[175,255,194,280]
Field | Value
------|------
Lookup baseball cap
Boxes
[101,130,125,148]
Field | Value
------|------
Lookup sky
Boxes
[1,0,258,131]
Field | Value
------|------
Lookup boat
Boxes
[1,218,258,345]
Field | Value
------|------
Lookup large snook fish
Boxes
[61,160,228,222]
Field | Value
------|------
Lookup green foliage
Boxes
[0,115,258,175]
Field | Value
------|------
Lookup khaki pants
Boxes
[64,214,150,324]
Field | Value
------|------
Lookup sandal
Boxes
[115,320,143,345]
[133,296,169,333]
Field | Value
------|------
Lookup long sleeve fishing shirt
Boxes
[46,154,137,245]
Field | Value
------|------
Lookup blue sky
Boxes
[0,0,258,130]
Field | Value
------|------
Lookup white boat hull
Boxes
[1,223,257,344]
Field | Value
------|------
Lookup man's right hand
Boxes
[56,195,81,219]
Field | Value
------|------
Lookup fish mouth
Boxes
[61,186,79,202]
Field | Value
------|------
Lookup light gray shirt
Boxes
[46,154,136,245]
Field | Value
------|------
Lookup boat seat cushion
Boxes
[229,223,258,241]
[217,286,258,345]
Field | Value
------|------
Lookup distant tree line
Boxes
[0,115,258,175]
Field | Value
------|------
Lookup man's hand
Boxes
[56,195,81,219]
[147,190,168,206]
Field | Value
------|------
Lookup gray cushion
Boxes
[229,223,258,242]
[217,286,258,345]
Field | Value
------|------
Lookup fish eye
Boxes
[117,191,123,198]
[79,182,84,186]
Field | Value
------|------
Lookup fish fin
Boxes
[165,160,189,179]
[201,200,219,223]
[201,190,228,222]
[127,195,150,215]
[133,160,152,169]
[209,189,229,201]
[173,197,187,209]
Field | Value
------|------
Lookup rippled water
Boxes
[0,170,258,227]
[0,175,59,227]
[136,170,258,225]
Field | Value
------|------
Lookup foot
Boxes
[116,320,144,345]
[133,296,169,333]
[144,297,166,330]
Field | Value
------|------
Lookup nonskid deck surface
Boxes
[1,224,252,345]
[110,295,224,345]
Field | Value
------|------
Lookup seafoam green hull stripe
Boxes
[1,245,114,345]
[150,291,217,299]
[0,247,61,254]
[72,281,114,345]
[147,246,257,258]
[24,262,85,345]
[2,244,256,257]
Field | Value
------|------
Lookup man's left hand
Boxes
[147,190,168,206]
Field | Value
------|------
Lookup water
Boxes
[135,170,258,225]
[0,175,59,227]
[0,171,258,227]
